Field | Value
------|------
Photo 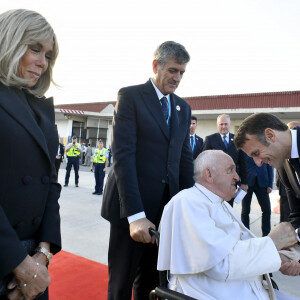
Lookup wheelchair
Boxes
[149,228,197,300]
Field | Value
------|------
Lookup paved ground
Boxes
[57,163,300,299]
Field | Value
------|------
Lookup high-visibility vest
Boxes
[67,143,81,157]
[93,148,107,163]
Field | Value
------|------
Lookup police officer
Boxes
[91,139,108,195]
[64,136,82,187]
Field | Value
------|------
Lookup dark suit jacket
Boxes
[277,127,300,228]
[246,156,273,188]
[203,132,248,184]
[0,83,61,278]
[101,79,194,225]
[56,143,64,162]
[192,134,203,160]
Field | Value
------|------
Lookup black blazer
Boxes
[192,134,203,160]
[101,80,194,225]
[277,127,300,228]
[203,132,248,184]
[57,143,65,162]
[0,83,61,278]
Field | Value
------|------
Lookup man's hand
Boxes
[279,254,300,276]
[7,255,50,300]
[129,218,156,244]
[268,222,297,250]
[240,184,248,192]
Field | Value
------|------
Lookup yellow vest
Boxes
[93,147,107,163]
[67,143,81,157]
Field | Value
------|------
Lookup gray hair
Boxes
[193,150,224,182]
[0,9,59,97]
[217,114,230,123]
[154,41,190,68]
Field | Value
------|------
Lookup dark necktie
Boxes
[223,135,228,149]
[160,97,169,122]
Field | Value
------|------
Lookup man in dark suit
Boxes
[234,113,300,229]
[54,137,64,176]
[241,156,273,236]
[101,41,194,300]
[203,114,248,206]
[190,115,203,159]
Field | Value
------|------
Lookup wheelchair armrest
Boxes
[149,286,197,300]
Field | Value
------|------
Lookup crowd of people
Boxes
[0,8,299,300]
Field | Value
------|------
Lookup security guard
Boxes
[91,139,108,195]
[64,136,82,187]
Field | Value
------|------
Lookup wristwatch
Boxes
[34,247,52,265]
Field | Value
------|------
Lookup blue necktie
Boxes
[190,136,194,152]
[160,97,169,122]
[223,135,228,149]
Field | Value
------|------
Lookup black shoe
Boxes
[64,184,68,187]
[76,184,79,187]
[92,191,98,195]
[97,192,102,195]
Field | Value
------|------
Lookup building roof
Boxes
[55,101,116,113]
[185,90,300,111]
[54,90,300,113]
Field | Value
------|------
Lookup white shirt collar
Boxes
[194,183,223,204]
[150,78,170,102]
[219,132,230,140]
[190,133,196,137]
[290,129,299,158]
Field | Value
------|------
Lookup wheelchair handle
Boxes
[149,228,160,243]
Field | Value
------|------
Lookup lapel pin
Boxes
[231,138,234,141]
[176,105,180,111]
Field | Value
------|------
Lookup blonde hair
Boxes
[0,9,58,97]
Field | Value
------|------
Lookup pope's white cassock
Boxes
[158,183,295,300]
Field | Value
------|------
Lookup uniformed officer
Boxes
[91,139,108,195]
[64,136,82,187]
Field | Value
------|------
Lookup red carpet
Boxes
[49,250,109,299]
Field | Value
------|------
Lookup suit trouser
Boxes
[107,224,159,300]
[241,179,271,236]
[54,159,61,176]
[65,157,79,185]
[107,185,169,300]
[84,155,91,166]
[94,163,105,193]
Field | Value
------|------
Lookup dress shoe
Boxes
[97,192,102,195]
[92,191,98,195]
[76,184,79,187]
[64,184,68,187]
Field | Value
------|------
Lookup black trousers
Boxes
[107,186,169,300]
[54,159,61,176]
[65,157,79,185]
[94,163,105,193]
[107,224,159,300]
[241,178,271,236]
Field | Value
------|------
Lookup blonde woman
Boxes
[0,9,61,300]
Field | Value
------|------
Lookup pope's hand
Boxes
[130,218,156,244]
[268,222,297,250]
